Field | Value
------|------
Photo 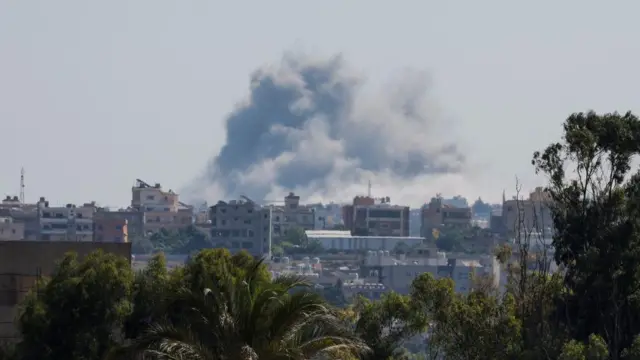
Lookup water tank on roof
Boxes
[282,257,290,264]
[384,250,390,257]
[312,257,320,264]
[378,250,384,256]
[303,256,310,265]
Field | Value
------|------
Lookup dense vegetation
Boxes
[2,111,640,360]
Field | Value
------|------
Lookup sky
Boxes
[1,1,639,208]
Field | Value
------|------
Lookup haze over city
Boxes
[1,1,638,208]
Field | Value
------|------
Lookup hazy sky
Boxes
[1,1,638,208]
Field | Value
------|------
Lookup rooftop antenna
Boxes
[20,167,25,203]
[367,180,372,198]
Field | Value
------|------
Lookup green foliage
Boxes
[16,250,134,360]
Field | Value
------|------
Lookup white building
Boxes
[304,230,424,252]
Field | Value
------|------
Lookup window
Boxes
[147,195,155,200]
[115,225,123,231]
[221,220,227,226]
[231,241,240,248]
[11,229,15,234]
[248,209,253,214]
[114,236,122,242]
[244,219,252,225]
[248,230,254,237]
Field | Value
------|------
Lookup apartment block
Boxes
[0,217,24,241]
[93,215,128,243]
[420,197,472,238]
[271,193,315,240]
[209,198,271,258]
[37,198,96,241]
[342,196,410,237]
[131,179,193,234]
[500,187,553,236]
[94,209,144,238]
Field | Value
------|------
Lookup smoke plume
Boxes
[189,52,470,205]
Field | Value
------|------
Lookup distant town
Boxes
[0,177,554,298]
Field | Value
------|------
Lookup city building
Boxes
[311,203,344,230]
[93,215,128,242]
[0,240,132,340]
[0,217,24,241]
[500,187,553,236]
[304,230,424,252]
[360,251,500,295]
[36,198,96,241]
[270,193,315,240]
[131,179,193,234]
[94,208,145,238]
[208,198,272,258]
[420,197,472,238]
[342,196,410,237]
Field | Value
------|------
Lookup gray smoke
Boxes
[190,52,468,204]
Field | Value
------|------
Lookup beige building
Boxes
[131,179,193,234]
[0,218,24,241]
[501,187,553,235]
[271,193,315,240]
[420,197,472,238]
[0,241,132,340]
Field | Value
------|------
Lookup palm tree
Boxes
[112,260,368,360]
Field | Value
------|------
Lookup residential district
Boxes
[0,178,554,342]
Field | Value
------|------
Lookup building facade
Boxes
[0,217,24,241]
[209,199,271,258]
[270,193,315,240]
[342,197,410,237]
[93,215,128,243]
[131,179,193,234]
[305,230,424,252]
[420,197,472,238]
[500,187,553,236]
[37,198,96,241]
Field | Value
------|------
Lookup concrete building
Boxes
[36,198,96,241]
[500,187,553,236]
[0,241,132,340]
[131,179,193,234]
[360,251,500,295]
[305,230,424,252]
[93,215,128,243]
[209,198,272,258]
[0,217,24,241]
[270,193,315,240]
[94,209,145,238]
[342,196,410,237]
[420,197,472,238]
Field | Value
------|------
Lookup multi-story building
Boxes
[360,251,500,295]
[342,196,410,237]
[94,208,145,239]
[0,217,24,241]
[270,193,315,240]
[209,198,272,258]
[93,215,128,243]
[131,179,193,234]
[305,230,424,252]
[420,197,472,238]
[500,187,553,236]
[37,198,96,241]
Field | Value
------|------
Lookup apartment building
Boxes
[131,179,193,234]
[209,198,272,258]
[37,198,96,241]
[342,196,410,237]
[0,217,24,241]
[271,193,315,240]
[500,187,553,236]
[360,251,500,295]
[305,230,424,252]
[94,209,144,238]
[420,197,472,238]
[93,215,128,243]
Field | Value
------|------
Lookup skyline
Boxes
[1,1,639,208]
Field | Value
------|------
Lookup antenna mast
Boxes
[20,167,25,203]
[367,180,372,198]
